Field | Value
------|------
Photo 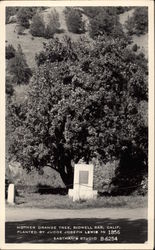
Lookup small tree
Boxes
[6,7,19,24]
[6,44,16,60]
[64,7,85,34]
[9,44,32,85]
[88,8,123,39]
[16,7,31,29]
[30,13,45,37]
[6,76,14,97]
[44,9,61,39]
[125,7,148,36]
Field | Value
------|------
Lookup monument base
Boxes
[7,184,15,204]
[68,188,97,201]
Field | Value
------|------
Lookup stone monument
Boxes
[68,164,97,201]
[7,184,15,204]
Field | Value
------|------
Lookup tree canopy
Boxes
[7,36,148,189]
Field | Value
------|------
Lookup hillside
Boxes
[6,7,148,70]
[6,7,90,69]
[6,6,148,114]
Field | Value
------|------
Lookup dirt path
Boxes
[6,206,147,222]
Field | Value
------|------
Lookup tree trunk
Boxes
[58,155,74,190]
[59,167,74,190]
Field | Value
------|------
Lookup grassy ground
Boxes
[6,23,46,69]
[8,192,147,209]
[6,7,89,69]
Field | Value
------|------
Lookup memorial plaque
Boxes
[79,170,89,184]
[69,164,97,201]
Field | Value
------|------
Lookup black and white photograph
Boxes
[0,0,154,249]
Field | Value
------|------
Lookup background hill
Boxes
[6,7,148,69]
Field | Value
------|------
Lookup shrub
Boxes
[30,13,45,37]
[44,9,61,39]
[30,10,62,39]
[93,158,118,193]
[125,7,148,36]
[132,44,138,52]
[16,7,31,29]
[112,142,148,195]
[64,7,85,34]
[6,76,14,96]
[88,9,122,39]
[6,83,14,97]
[6,44,16,60]
[115,7,131,14]
[9,44,32,85]
[82,7,101,18]
[6,7,19,24]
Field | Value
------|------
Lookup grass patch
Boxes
[11,192,147,209]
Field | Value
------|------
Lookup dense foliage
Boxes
[7,36,148,191]
[6,76,14,97]
[6,44,16,60]
[30,10,61,39]
[8,45,32,85]
[125,7,148,36]
[6,7,19,24]
[64,7,85,34]
[17,8,31,28]
[84,7,126,39]
[30,13,46,37]
[44,10,61,39]
[83,7,131,17]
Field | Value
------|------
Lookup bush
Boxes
[125,7,148,36]
[115,7,131,14]
[9,44,32,85]
[132,176,148,196]
[88,8,122,39]
[111,142,148,195]
[6,44,16,60]
[83,7,101,18]
[132,43,138,52]
[16,8,30,28]
[6,7,19,24]
[64,7,85,34]
[6,76,14,96]
[93,158,118,193]
[30,10,62,39]
[30,13,45,37]
[44,9,61,39]
[44,11,59,38]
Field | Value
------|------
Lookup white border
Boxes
[0,1,154,249]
